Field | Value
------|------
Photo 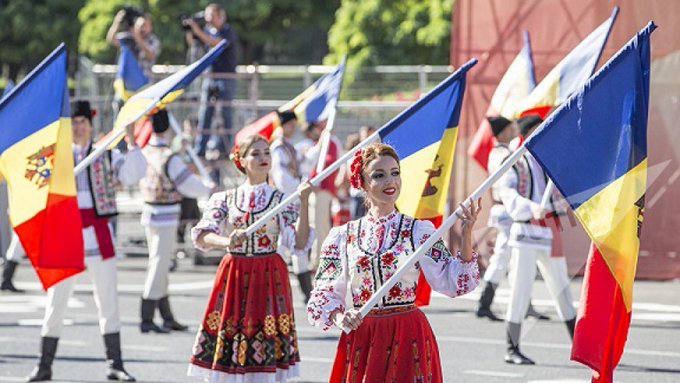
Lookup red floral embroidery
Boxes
[258,235,271,248]
[359,289,372,302]
[388,284,402,299]
[381,252,396,265]
[401,230,411,238]
[357,256,371,270]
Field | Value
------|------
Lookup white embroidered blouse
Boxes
[191,182,314,257]
[307,211,480,331]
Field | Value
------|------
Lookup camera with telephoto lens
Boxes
[120,6,144,31]
[180,11,205,31]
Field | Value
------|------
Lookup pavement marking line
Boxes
[462,370,524,378]
[0,377,25,382]
[17,318,74,327]
[0,337,86,347]
[15,279,215,294]
[437,336,680,358]
[123,344,169,352]
[300,356,334,363]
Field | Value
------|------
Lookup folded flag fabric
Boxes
[113,42,149,101]
[0,44,85,289]
[517,7,619,119]
[524,22,655,383]
[468,31,536,170]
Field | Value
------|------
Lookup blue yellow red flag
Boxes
[468,31,536,170]
[113,43,149,101]
[378,59,476,223]
[517,7,619,118]
[105,39,227,148]
[524,22,655,383]
[237,60,346,143]
[0,44,85,289]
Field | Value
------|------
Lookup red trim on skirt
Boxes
[190,252,300,375]
[329,306,443,383]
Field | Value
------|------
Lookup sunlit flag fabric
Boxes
[372,59,476,305]
[113,43,149,101]
[468,31,536,170]
[517,7,619,119]
[236,60,346,143]
[524,22,655,383]
[0,44,85,289]
[104,39,227,148]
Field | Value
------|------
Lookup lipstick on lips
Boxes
[383,187,396,196]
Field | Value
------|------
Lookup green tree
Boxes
[78,0,147,63]
[326,0,452,68]
[0,0,85,80]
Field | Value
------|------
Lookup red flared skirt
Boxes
[189,252,300,378]
[329,306,443,383]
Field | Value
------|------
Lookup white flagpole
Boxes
[168,112,214,186]
[314,57,346,175]
[74,102,158,176]
[540,179,555,209]
[335,143,529,332]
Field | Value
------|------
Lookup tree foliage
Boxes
[0,0,85,79]
[325,0,452,68]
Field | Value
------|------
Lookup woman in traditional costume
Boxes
[189,134,313,382]
[307,142,481,382]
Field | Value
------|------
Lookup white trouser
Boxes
[483,226,511,285]
[143,225,176,299]
[505,246,576,324]
[5,233,24,262]
[309,190,332,271]
[42,257,120,337]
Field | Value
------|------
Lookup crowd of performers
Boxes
[0,100,579,382]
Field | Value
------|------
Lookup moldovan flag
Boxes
[517,7,619,119]
[0,44,85,289]
[525,22,655,383]
[103,39,227,148]
[468,31,536,170]
[113,42,149,101]
[236,60,346,143]
[375,59,476,305]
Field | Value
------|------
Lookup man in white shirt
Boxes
[138,110,213,333]
[28,100,145,382]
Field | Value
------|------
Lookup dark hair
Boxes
[152,110,170,133]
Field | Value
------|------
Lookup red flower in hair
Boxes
[230,146,245,173]
[350,149,364,189]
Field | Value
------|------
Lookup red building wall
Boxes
[450,0,680,280]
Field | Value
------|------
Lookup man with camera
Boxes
[107,7,161,80]
[183,3,239,158]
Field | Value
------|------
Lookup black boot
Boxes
[1,260,24,293]
[158,296,188,331]
[565,318,576,340]
[504,322,535,365]
[475,282,502,321]
[297,271,313,304]
[140,299,169,333]
[526,302,550,321]
[103,333,136,381]
[26,336,58,382]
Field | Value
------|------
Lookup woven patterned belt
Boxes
[365,304,417,317]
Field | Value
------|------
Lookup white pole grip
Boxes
[540,179,555,210]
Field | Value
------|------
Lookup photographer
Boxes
[184,3,239,157]
[107,8,161,79]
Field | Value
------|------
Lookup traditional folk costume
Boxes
[28,101,146,382]
[188,182,314,383]
[307,211,480,383]
[497,143,576,364]
[269,112,313,302]
[139,115,212,332]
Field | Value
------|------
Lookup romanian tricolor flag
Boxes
[236,60,346,143]
[113,43,149,101]
[468,31,536,170]
[369,59,476,305]
[517,7,619,119]
[525,23,655,383]
[0,44,85,289]
[103,39,227,148]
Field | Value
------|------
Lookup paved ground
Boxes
[1,254,679,383]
